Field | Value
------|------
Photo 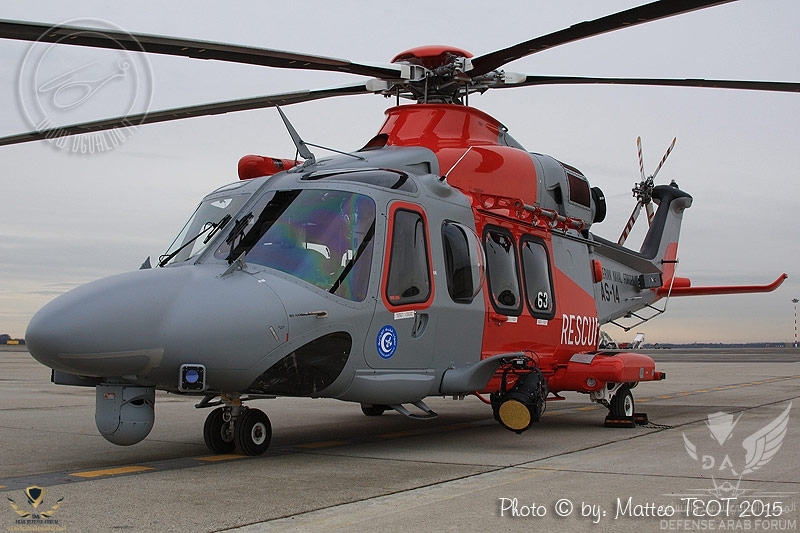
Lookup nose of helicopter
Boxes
[26,266,283,379]
[26,267,185,376]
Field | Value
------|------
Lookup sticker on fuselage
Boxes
[569,353,597,364]
[377,325,398,359]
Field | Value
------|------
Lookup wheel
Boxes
[203,407,236,454]
[610,386,634,417]
[361,403,388,416]
[234,408,272,456]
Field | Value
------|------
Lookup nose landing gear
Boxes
[235,408,272,456]
[199,395,272,456]
[203,406,236,453]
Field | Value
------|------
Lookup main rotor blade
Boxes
[470,0,736,77]
[0,19,401,79]
[0,83,371,147]
[498,75,800,93]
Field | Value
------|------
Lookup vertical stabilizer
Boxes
[591,182,692,325]
[638,182,693,283]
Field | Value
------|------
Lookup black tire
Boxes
[203,407,236,454]
[361,403,388,416]
[234,408,272,456]
[610,386,634,417]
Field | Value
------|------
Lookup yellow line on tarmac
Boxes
[638,375,800,404]
[71,465,154,478]
[196,454,246,462]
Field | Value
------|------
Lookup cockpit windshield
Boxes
[160,186,251,267]
[215,189,376,302]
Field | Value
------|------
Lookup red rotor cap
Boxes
[391,45,473,69]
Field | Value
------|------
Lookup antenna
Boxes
[440,146,473,182]
[276,106,315,165]
[275,106,365,163]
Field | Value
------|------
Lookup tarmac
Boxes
[1,345,799,532]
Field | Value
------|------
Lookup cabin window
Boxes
[484,227,522,315]
[521,237,555,319]
[386,209,431,305]
[442,222,485,304]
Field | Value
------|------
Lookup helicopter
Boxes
[0,1,794,456]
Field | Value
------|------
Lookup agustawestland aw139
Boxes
[0,1,792,455]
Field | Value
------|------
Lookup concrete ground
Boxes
[1,346,798,532]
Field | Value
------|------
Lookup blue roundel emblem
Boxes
[376,325,398,359]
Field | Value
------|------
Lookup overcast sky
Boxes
[1,0,798,343]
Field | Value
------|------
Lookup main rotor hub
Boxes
[385,46,486,104]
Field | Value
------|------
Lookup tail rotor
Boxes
[617,136,676,246]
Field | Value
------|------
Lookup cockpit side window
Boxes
[385,207,431,306]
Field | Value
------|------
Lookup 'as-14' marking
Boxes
[600,282,620,304]
[600,267,640,304]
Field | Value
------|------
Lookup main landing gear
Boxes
[594,384,647,428]
[200,396,272,456]
[609,385,635,418]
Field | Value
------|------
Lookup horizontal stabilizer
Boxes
[658,273,787,297]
